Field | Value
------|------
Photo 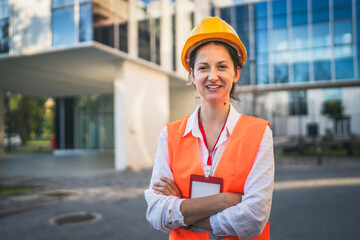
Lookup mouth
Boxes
[206,85,221,89]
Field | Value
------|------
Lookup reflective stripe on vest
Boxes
[167,114,271,240]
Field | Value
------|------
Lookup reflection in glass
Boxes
[313,47,331,61]
[314,60,331,81]
[256,63,269,85]
[274,63,289,84]
[312,9,329,22]
[256,29,268,53]
[221,7,231,24]
[0,18,9,53]
[312,0,329,9]
[93,1,115,48]
[52,7,75,46]
[272,0,286,15]
[291,24,308,49]
[79,3,93,42]
[293,62,309,82]
[255,1,267,18]
[271,51,290,64]
[257,52,268,64]
[52,0,74,8]
[335,58,354,79]
[333,0,352,6]
[334,45,353,59]
[272,15,287,28]
[291,0,306,12]
[271,28,288,51]
[312,22,330,47]
[293,49,310,62]
[0,0,10,19]
[292,12,307,25]
[334,20,352,45]
[334,5,352,19]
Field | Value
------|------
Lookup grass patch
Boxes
[26,140,50,147]
[0,183,40,196]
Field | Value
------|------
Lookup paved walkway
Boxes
[0,153,360,240]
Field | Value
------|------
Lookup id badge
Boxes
[189,174,223,198]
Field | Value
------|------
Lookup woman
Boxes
[145,17,274,240]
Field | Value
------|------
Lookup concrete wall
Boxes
[11,0,52,55]
[114,60,170,170]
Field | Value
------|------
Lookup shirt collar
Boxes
[183,104,241,139]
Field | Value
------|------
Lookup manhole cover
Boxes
[41,190,77,199]
[49,212,102,225]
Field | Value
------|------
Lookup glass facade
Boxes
[77,94,114,149]
[214,0,360,86]
[52,0,76,46]
[0,0,9,53]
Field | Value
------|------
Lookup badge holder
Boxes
[189,174,223,198]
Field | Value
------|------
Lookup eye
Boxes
[198,66,208,71]
[218,65,228,70]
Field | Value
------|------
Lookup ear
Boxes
[189,68,195,84]
[233,66,241,83]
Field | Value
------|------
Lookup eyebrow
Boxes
[197,61,229,65]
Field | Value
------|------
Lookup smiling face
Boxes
[190,43,240,105]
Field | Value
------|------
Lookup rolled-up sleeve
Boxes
[209,126,274,240]
[144,127,186,232]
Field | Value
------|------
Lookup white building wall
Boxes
[114,60,169,170]
[170,86,197,122]
[11,0,52,55]
[342,87,360,135]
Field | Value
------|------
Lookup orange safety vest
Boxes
[167,114,271,240]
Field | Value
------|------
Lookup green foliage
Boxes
[6,94,54,144]
[321,100,346,121]
[0,183,39,196]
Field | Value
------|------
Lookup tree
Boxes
[321,99,345,121]
[8,94,48,144]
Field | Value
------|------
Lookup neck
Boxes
[199,100,230,127]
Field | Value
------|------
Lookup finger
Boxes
[160,177,182,197]
[153,183,174,196]
[156,180,177,196]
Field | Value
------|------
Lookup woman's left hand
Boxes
[153,177,182,198]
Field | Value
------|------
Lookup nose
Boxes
[208,67,219,81]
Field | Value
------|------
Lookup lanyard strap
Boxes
[198,111,227,167]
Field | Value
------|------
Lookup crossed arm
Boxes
[153,176,242,229]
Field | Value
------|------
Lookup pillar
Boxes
[113,60,170,171]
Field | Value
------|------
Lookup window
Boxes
[93,1,115,48]
[0,0,9,53]
[138,19,151,61]
[314,60,331,81]
[274,63,289,84]
[291,0,307,25]
[292,24,308,49]
[334,19,354,79]
[293,62,309,82]
[312,22,330,47]
[312,0,329,23]
[289,91,307,116]
[52,0,75,46]
[79,0,92,42]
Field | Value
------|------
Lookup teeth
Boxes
[207,85,220,89]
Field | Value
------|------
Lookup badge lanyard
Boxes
[198,111,227,178]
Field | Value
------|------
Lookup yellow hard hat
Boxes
[181,16,247,72]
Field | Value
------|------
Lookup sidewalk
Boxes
[1,153,360,240]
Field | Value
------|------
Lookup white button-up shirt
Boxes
[145,104,274,240]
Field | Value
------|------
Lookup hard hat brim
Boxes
[181,32,247,72]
